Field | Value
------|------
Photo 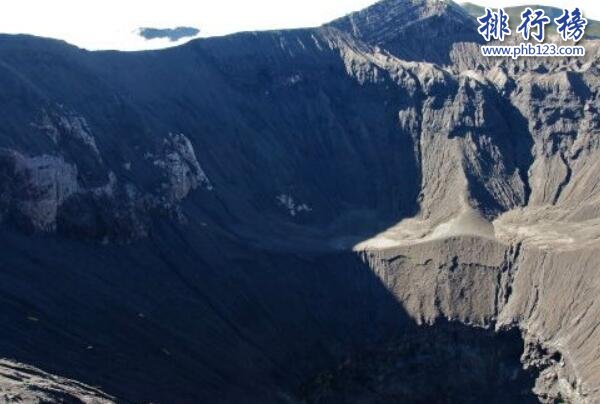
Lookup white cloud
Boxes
[0,0,377,50]
[0,0,598,51]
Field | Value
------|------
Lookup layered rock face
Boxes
[0,0,599,402]
[0,359,114,403]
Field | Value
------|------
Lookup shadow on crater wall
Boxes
[299,323,539,404]
[0,220,540,403]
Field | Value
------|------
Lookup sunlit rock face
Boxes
[329,0,483,64]
[0,359,115,403]
[0,0,599,402]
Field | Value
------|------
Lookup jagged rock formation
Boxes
[0,359,114,403]
[0,126,211,241]
[329,0,482,64]
[0,0,598,402]
[0,151,79,231]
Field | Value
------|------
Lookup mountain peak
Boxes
[327,0,481,64]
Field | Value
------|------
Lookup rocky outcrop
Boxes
[1,124,211,240]
[0,359,114,403]
[154,133,213,202]
[0,150,78,232]
[36,111,102,159]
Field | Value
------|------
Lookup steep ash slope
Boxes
[329,0,482,64]
[0,0,599,402]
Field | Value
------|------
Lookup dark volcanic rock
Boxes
[300,325,539,404]
[328,0,483,64]
[0,0,599,403]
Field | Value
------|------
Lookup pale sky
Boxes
[0,0,598,51]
